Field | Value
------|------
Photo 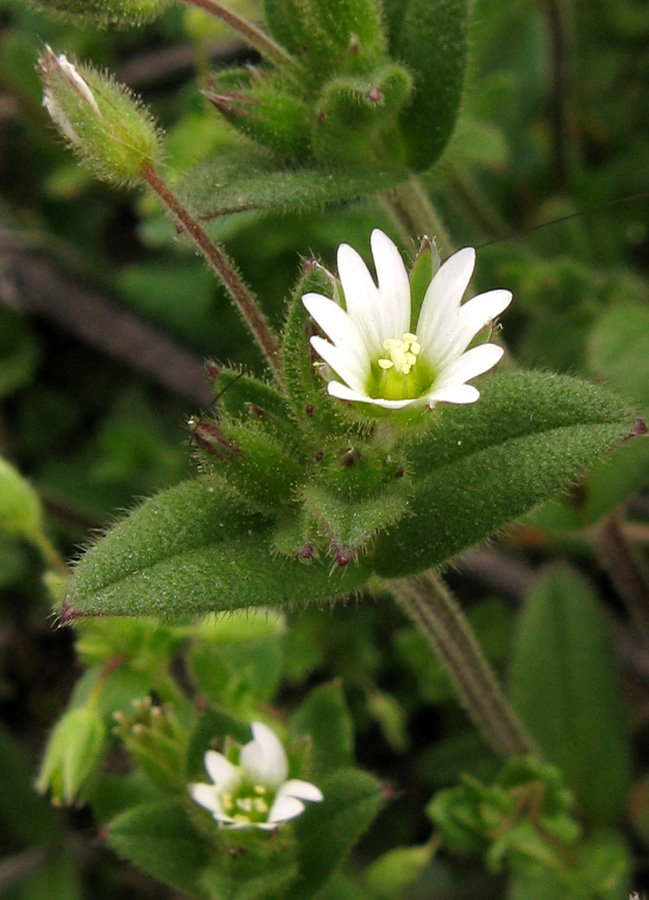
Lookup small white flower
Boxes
[302,229,512,411]
[189,721,323,830]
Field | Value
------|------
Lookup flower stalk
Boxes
[392,571,537,759]
[142,167,283,384]
[180,0,301,75]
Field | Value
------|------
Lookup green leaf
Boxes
[179,152,408,219]
[288,768,385,900]
[107,799,211,898]
[186,708,251,783]
[292,681,354,778]
[373,372,633,577]
[588,299,649,412]
[65,478,371,619]
[509,566,631,826]
[390,0,469,170]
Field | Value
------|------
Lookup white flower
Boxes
[189,721,323,830]
[302,229,512,410]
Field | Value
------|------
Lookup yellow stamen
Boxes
[378,333,422,376]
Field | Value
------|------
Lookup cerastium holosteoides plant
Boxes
[28,0,644,897]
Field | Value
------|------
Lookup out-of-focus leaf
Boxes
[509,566,631,825]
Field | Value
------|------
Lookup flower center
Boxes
[222,780,272,825]
[378,333,421,375]
[368,333,434,401]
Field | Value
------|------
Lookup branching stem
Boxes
[392,571,537,759]
[143,167,283,385]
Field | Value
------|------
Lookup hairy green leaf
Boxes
[65,478,370,619]
[107,800,211,897]
[373,372,632,577]
[390,0,469,170]
[288,768,385,900]
[292,681,354,778]
[509,566,631,825]
[179,153,408,219]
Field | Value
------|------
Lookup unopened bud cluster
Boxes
[38,46,163,186]
[113,697,187,791]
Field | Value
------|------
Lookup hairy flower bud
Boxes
[36,708,107,806]
[38,47,163,185]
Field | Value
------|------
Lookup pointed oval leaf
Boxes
[373,373,633,577]
[180,153,408,218]
[65,478,371,619]
[509,565,631,826]
[388,0,469,170]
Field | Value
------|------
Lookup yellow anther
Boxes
[378,333,422,376]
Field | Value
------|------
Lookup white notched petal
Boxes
[439,289,513,362]
[416,247,476,348]
[280,779,324,802]
[337,243,385,355]
[310,337,367,393]
[204,750,240,791]
[268,793,306,824]
[328,380,422,409]
[189,783,221,814]
[426,383,481,404]
[302,293,366,355]
[370,229,411,340]
[240,722,288,788]
[434,343,504,389]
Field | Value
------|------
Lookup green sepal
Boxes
[206,72,313,161]
[107,799,212,898]
[312,65,412,166]
[389,0,469,170]
[509,565,631,826]
[185,707,251,784]
[179,149,408,219]
[373,372,633,577]
[263,0,386,86]
[409,236,439,329]
[198,419,304,515]
[64,478,371,620]
[282,262,356,437]
[292,681,354,779]
[287,768,385,900]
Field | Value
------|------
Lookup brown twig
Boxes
[0,230,212,408]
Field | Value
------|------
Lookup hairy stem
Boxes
[597,512,649,638]
[143,167,283,385]
[393,571,537,759]
[180,0,300,74]
[390,176,453,254]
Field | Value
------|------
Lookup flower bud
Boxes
[38,47,163,186]
[29,0,171,28]
[36,708,107,806]
[0,455,43,543]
